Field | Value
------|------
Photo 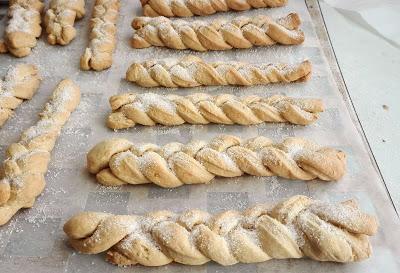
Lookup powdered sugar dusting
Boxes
[6,4,38,34]
[112,150,133,167]
[22,118,56,141]
[286,143,304,159]
[132,93,177,114]
[219,152,240,171]
[42,84,75,116]
[0,65,18,97]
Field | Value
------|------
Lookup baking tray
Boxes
[0,0,399,272]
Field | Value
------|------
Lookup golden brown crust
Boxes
[0,64,41,128]
[141,0,287,17]
[0,79,80,226]
[106,93,324,129]
[63,195,378,266]
[4,0,44,57]
[80,0,120,71]
[44,0,86,45]
[126,55,312,87]
[131,13,304,51]
[86,135,346,188]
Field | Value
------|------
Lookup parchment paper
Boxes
[0,0,399,272]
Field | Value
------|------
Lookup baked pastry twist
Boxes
[0,64,41,128]
[126,55,312,88]
[0,79,80,226]
[44,0,85,45]
[141,0,287,17]
[3,0,44,57]
[107,93,324,129]
[80,0,120,71]
[64,195,378,266]
[87,135,346,188]
[131,13,304,51]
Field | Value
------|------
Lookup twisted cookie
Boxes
[140,0,287,17]
[0,64,41,128]
[3,0,44,57]
[0,79,80,226]
[107,93,324,129]
[80,0,120,71]
[44,0,86,45]
[131,13,304,51]
[64,195,378,266]
[126,55,312,88]
[87,135,346,188]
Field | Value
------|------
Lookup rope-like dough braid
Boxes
[3,0,44,57]
[64,195,379,266]
[0,79,80,226]
[107,93,324,129]
[87,135,346,188]
[140,0,288,17]
[80,0,120,71]
[131,13,304,51]
[0,64,41,128]
[44,0,85,45]
[126,55,312,88]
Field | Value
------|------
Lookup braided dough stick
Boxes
[0,79,80,226]
[44,0,86,45]
[64,195,378,266]
[87,135,346,188]
[107,93,324,129]
[0,64,41,128]
[126,55,312,88]
[131,13,304,51]
[141,0,287,17]
[3,0,44,57]
[80,0,120,71]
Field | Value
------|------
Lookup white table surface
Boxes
[319,1,400,213]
